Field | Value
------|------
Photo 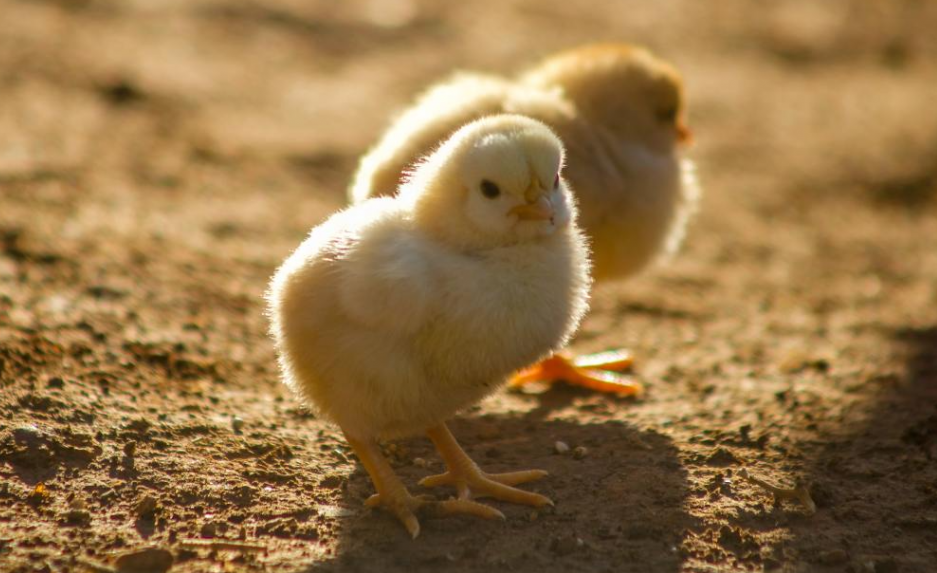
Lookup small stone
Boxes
[554,441,570,455]
[65,509,92,526]
[200,522,218,538]
[412,457,427,468]
[136,496,159,519]
[232,417,244,434]
[47,377,65,389]
[13,425,43,446]
[706,447,738,465]
[572,446,588,460]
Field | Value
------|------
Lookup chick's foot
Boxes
[508,350,643,395]
[345,434,502,539]
[421,423,553,507]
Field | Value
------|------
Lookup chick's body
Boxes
[269,115,590,536]
[270,196,586,440]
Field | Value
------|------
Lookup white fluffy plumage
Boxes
[349,44,700,283]
[268,114,590,441]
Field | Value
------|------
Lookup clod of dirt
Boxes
[115,547,174,573]
[199,522,221,538]
[135,496,159,519]
[551,534,584,556]
[572,446,589,459]
[64,509,92,527]
[706,447,739,465]
[98,79,146,107]
[739,468,816,514]
[12,425,44,446]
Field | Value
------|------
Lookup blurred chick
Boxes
[349,43,700,394]
[268,115,591,538]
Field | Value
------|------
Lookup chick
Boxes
[349,44,700,395]
[268,115,591,538]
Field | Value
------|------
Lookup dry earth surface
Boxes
[2,0,937,572]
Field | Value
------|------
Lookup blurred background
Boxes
[1,1,936,572]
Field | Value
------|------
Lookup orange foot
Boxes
[508,350,642,395]
[421,424,552,508]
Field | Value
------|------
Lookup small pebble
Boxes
[232,417,244,434]
[200,522,218,538]
[412,457,427,468]
[572,446,588,460]
[136,496,159,518]
[13,425,43,446]
[65,509,91,526]
[554,441,570,455]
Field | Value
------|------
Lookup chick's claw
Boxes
[366,491,504,539]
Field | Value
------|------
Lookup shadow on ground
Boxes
[303,410,698,573]
[784,325,937,571]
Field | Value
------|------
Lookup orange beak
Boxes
[509,195,554,221]
[676,120,693,145]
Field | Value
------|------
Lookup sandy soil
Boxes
[2,0,937,572]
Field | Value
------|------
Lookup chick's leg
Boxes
[508,350,643,395]
[343,433,502,538]
[420,423,552,507]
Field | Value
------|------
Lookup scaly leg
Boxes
[344,433,502,538]
[508,350,642,395]
[419,423,552,507]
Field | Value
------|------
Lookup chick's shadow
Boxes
[779,325,937,571]
[306,390,699,573]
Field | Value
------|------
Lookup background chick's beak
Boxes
[676,120,693,145]
[510,195,555,221]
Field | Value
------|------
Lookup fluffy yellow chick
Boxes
[348,43,700,394]
[267,115,591,538]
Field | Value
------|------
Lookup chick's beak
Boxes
[676,120,693,145]
[509,194,554,221]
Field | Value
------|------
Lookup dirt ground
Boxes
[2,0,937,572]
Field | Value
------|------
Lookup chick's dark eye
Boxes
[480,179,501,199]
[657,106,678,123]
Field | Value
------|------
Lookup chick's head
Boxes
[524,44,691,152]
[405,114,574,250]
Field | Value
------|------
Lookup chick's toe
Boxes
[509,351,643,396]
[421,424,553,507]
[347,434,503,538]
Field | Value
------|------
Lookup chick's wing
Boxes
[335,214,438,335]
